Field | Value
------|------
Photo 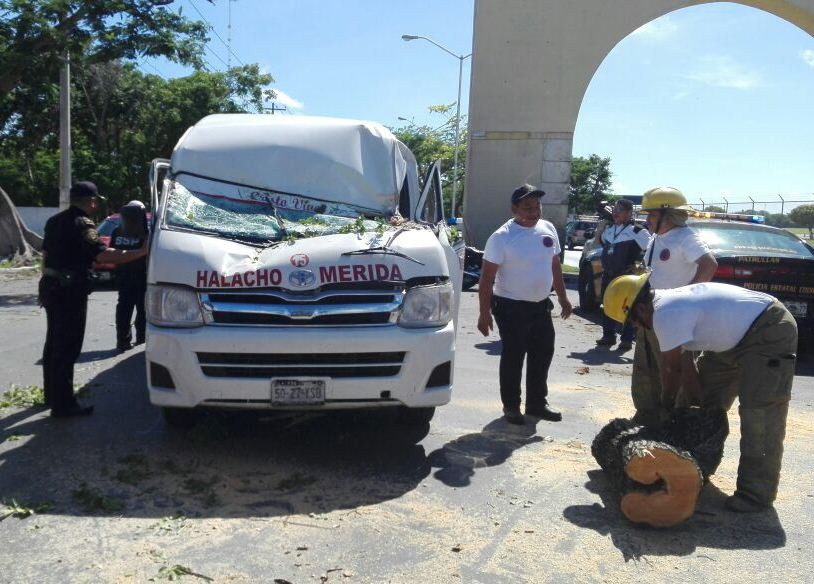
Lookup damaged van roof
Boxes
[170,114,417,214]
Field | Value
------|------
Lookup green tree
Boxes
[0,0,208,129]
[569,154,613,215]
[0,63,274,209]
[392,103,467,216]
[703,205,726,213]
[789,204,814,239]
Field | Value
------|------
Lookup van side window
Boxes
[399,177,411,219]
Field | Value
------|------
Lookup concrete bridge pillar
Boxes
[464,0,814,246]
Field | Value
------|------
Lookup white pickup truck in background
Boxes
[145,114,463,429]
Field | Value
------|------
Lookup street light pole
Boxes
[402,34,471,217]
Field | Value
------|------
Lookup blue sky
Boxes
[146,1,814,213]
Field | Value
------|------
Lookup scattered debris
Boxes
[150,564,213,582]
[576,367,590,375]
[451,544,462,552]
[0,384,45,408]
[72,483,124,513]
[0,499,52,521]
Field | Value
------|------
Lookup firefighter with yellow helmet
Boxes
[631,187,718,426]
[603,273,796,512]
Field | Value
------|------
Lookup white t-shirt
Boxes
[483,219,561,302]
[645,226,711,289]
[652,283,774,352]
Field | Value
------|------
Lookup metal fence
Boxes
[687,196,812,216]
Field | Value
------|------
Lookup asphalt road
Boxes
[1,269,813,583]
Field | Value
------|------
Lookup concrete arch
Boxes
[464,0,814,245]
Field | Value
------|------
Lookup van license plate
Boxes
[271,379,326,406]
[783,300,807,318]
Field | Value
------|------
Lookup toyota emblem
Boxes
[288,269,316,288]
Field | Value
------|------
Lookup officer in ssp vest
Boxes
[604,274,796,512]
[477,184,572,425]
[595,199,652,351]
[112,200,149,352]
[39,182,149,417]
[632,187,717,426]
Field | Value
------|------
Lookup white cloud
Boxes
[631,17,678,40]
[271,89,305,110]
[687,56,762,90]
[803,49,814,68]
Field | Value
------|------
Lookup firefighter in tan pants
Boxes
[631,187,717,426]
[604,274,797,512]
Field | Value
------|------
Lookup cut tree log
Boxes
[0,186,43,266]
[591,408,728,528]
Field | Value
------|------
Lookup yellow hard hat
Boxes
[641,187,692,212]
[603,273,651,324]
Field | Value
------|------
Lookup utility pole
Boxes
[227,0,235,69]
[59,51,72,211]
[264,103,288,115]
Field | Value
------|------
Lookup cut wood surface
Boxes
[591,408,728,528]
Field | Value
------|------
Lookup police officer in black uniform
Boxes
[112,200,149,352]
[40,182,149,417]
[595,199,652,351]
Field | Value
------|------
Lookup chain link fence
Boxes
[687,196,812,216]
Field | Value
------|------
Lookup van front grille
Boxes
[200,286,404,327]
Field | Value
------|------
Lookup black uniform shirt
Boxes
[600,222,651,276]
[42,206,107,277]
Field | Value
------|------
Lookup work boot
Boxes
[725,493,769,513]
[116,341,132,354]
[595,336,616,347]
[618,341,633,352]
[525,404,562,422]
[502,406,525,425]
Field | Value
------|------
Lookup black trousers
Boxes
[116,276,146,345]
[43,291,88,413]
[492,295,556,410]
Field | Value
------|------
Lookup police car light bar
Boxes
[685,209,766,224]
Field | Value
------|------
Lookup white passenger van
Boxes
[146,114,463,427]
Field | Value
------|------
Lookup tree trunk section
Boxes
[0,186,43,265]
[591,408,728,528]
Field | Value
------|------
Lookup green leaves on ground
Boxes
[150,564,213,582]
[0,385,45,409]
[0,499,52,521]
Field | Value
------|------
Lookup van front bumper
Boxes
[145,323,455,410]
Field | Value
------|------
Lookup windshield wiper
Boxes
[342,246,424,265]
[169,226,280,247]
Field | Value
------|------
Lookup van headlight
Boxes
[147,284,204,327]
[398,282,452,328]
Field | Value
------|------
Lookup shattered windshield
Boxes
[163,175,390,244]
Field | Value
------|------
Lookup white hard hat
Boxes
[123,200,146,209]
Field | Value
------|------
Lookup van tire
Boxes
[578,262,598,312]
[162,407,199,429]
[398,406,436,426]
[567,238,575,250]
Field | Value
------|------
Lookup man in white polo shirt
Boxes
[632,187,718,426]
[604,274,797,512]
[477,184,572,425]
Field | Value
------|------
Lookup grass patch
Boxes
[0,499,52,521]
[275,472,318,492]
[72,483,124,513]
[0,385,45,409]
[561,264,579,274]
